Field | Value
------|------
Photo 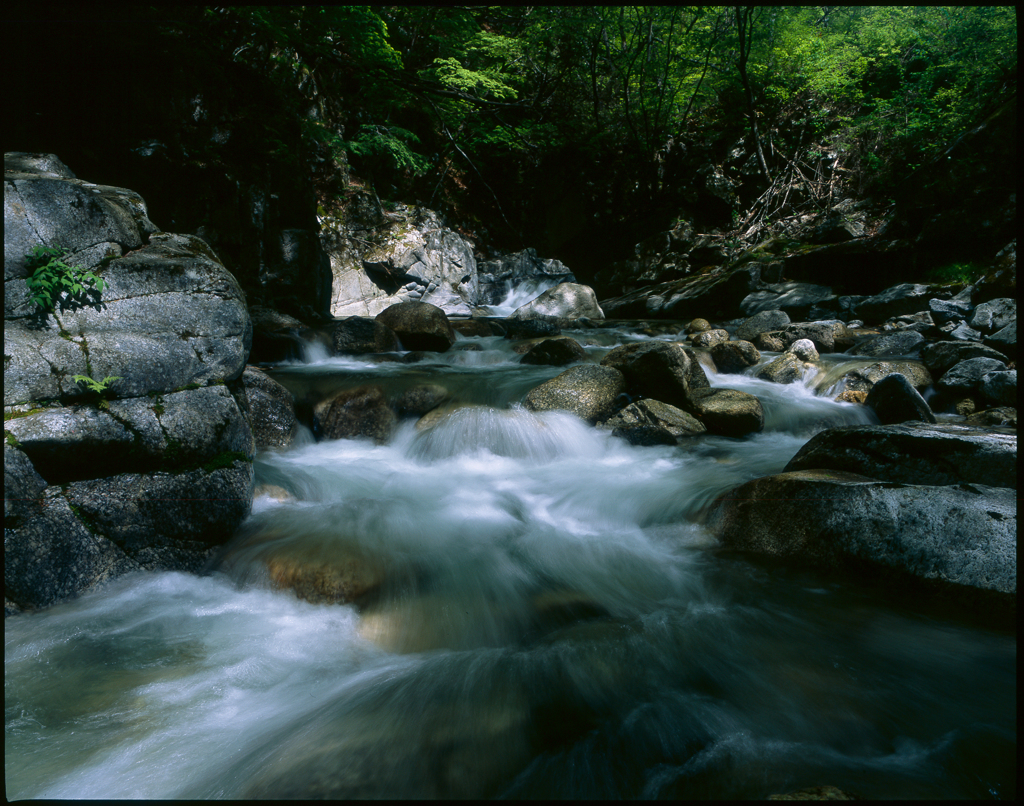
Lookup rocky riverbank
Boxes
[5,153,1016,623]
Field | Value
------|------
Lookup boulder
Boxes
[837,361,933,393]
[968,298,1016,334]
[331,316,400,354]
[855,283,941,324]
[313,385,396,443]
[510,282,604,320]
[709,470,1016,606]
[519,337,588,367]
[943,321,983,341]
[928,297,973,326]
[600,399,706,445]
[850,330,925,357]
[324,204,479,317]
[980,370,1016,408]
[5,155,255,612]
[476,247,576,306]
[683,348,713,390]
[691,328,729,348]
[375,301,456,353]
[685,318,712,334]
[754,352,813,385]
[709,340,761,374]
[242,366,299,450]
[864,373,936,425]
[785,422,1016,488]
[753,331,788,352]
[734,309,791,341]
[937,357,1008,394]
[395,384,450,417]
[523,365,626,424]
[984,320,1016,359]
[686,388,764,437]
[780,322,835,353]
[739,282,836,318]
[964,407,1017,428]
[600,341,692,409]
[921,340,1008,375]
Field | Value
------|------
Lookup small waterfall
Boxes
[483,277,564,317]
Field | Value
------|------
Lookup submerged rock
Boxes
[313,385,396,443]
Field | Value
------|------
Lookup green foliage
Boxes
[25,246,106,312]
[72,374,121,396]
[344,125,431,177]
[926,261,985,287]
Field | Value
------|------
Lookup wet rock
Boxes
[755,352,813,385]
[850,329,925,357]
[519,337,588,367]
[781,322,835,353]
[936,357,1008,394]
[691,328,729,348]
[865,373,936,424]
[511,282,604,320]
[242,366,299,450]
[451,319,497,338]
[710,340,761,373]
[503,316,561,340]
[395,384,450,417]
[683,348,713,390]
[523,365,627,424]
[600,341,692,409]
[838,361,933,393]
[331,316,400,354]
[709,470,1016,606]
[686,388,764,437]
[685,318,712,334]
[375,301,456,353]
[754,331,788,352]
[834,389,868,404]
[601,398,706,444]
[785,422,1016,488]
[734,309,791,341]
[788,339,819,362]
[313,385,397,443]
[964,407,1016,428]
[921,340,1008,375]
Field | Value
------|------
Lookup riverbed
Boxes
[4,322,1016,799]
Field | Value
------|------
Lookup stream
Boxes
[4,321,1016,799]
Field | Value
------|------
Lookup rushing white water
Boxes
[5,325,1016,799]
[483,277,563,317]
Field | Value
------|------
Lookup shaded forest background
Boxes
[5,5,1017,303]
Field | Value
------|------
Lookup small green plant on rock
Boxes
[73,374,121,395]
[25,245,106,312]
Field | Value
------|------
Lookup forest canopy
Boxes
[85,6,1019,258]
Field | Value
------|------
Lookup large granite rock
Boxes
[4,154,255,614]
[375,301,456,353]
[323,204,479,317]
[784,422,1016,489]
[523,365,626,424]
[708,470,1016,608]
[242,366,300,450]
[510,282,604,320]
[686,388,764,437]
[475,248,576,306]
[600,341,692,410]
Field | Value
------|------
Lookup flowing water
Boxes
[4,324,1016,799]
